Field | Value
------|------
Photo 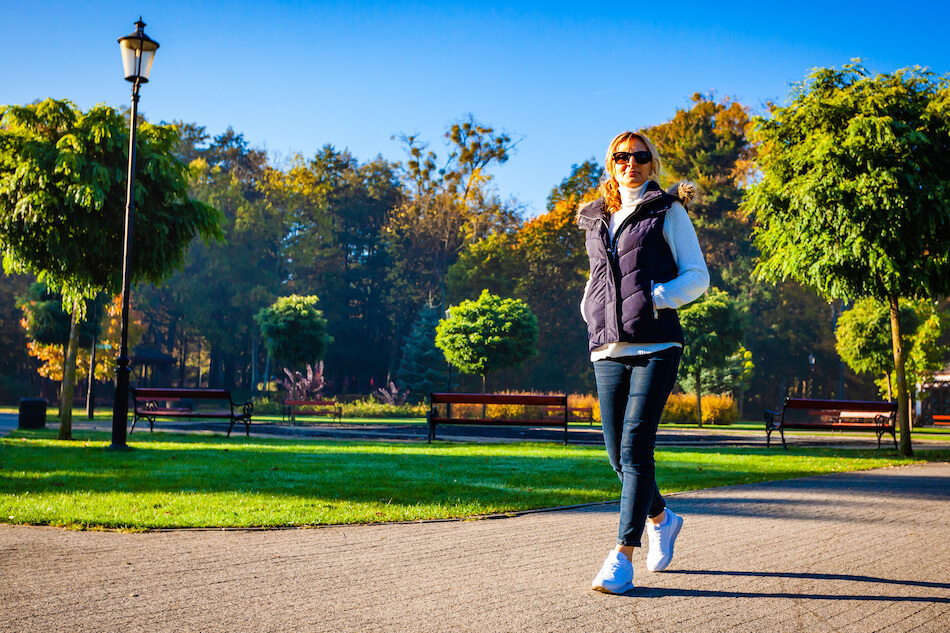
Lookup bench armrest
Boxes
[764,409,782,428]
[231,399,254,417]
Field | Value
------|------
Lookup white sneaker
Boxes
[646,509,683,572]
[591,550,634,594]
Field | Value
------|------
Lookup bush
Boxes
[341,398,428,419]
[251,397,283,416]
[569,393,600,423]
[661,393,738,425]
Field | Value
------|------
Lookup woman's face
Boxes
[612,137,653,188]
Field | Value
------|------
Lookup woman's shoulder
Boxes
[664,181,697,210]
[575,197,607,230]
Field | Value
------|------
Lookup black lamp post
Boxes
[110,18,159,451]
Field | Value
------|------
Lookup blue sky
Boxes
[3,0,949,215]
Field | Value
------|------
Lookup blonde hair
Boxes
[601,131,662,214]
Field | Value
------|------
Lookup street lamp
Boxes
[110,18,159,450]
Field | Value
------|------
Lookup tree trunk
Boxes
[59,305,82,440]
[888,295,913,457]
[885,372,892,401]
[695,366,703,427]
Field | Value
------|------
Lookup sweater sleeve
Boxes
[653,202,709,310]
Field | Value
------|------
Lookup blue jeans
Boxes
[593,347,682,546]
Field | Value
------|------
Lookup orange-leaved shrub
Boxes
[661,393,738,425]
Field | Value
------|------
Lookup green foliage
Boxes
[263,146,403,392]
[435,290,538,386]
[508,195,592,392]
[678,288,744,425]
[679,345,754,398]
[644,93,756,291]
[545,159,603,212]
[748,63,950,302]
[678,288,744,392]
[396,303,446,400]
[340,398,428,419]
[903,302,950,393]
[386,115,521,352]
[255,295,331,368]
[446,233,518,303]
[0,99,221,304]
[836,297,916,377]
[154,126,283,388]
[17,282,99,349]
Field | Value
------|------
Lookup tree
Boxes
[445,233,519,304]
[396,302,447,402]
[644,93,756,292]
[511,195,592,392]
[0,99,220,438]
[18,282,100,411]
[255,295,331,370]
[545,159,603,212]
[385,116,521,365]
[835,297,917,399]
[163,124,282,391]
[435,290,538,393]
[746,63,950,456]
[677,288,744,426]
[264,147,403,392]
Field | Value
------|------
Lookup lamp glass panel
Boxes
[119,38,157,80]
[120,41,141,79]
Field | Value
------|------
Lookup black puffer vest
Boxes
[576,181,684,352]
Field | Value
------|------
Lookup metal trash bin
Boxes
[18,398,48,429]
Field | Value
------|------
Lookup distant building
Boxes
[917,367,950,426]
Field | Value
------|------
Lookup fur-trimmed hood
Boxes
[575,180,697,230]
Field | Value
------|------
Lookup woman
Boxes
[577,131,709,594]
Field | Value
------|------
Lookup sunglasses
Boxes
[612,150,652,165]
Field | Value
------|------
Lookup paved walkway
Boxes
[2,461,948,632]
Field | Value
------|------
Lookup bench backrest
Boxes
[430,392,566,406]
[782,398,896,415]
[132,388,231,401]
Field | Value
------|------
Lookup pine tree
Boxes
[397,303,446,401]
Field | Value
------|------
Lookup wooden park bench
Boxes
[428,392,570,444]
[130,387,254,437]
[764,398,897,449]
[933,414,950,427]
[283,399,343,423]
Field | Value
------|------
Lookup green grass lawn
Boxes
[3,428,946,531]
